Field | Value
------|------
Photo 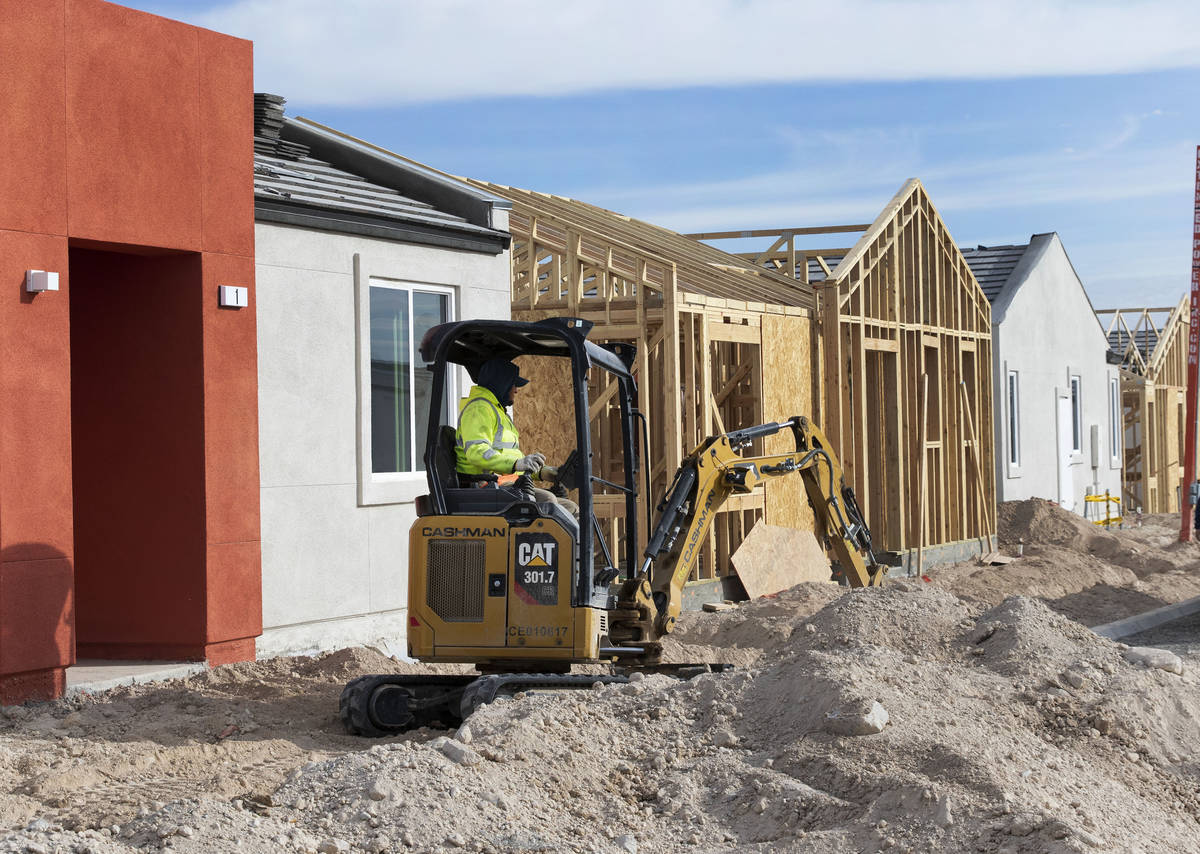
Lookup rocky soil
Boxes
[0,499,1197,853]
[929,498,1200,626]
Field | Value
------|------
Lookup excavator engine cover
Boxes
[408,514,605,664]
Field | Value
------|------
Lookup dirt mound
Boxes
[788,584,973,660]
[999,496,1126,552]
[933,499,1200,625]
[3,511,1200,854]
[970,595,1122,680]
[932,546,1138,613]
[664,582,844,664]
[4,583,1198,854]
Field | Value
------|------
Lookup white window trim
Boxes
[1005,365,1021,478]
[1109,372,1122,469]
[1068,371,1083,461]
[355,253,459,506]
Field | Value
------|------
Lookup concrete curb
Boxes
[1091,595,1200,640]
[65,662,207,697]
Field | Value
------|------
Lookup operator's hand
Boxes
[537,465,559,482]
[513,452,547,473]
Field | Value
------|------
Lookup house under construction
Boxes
[461,177,818,586]
[693,180,996,567]
[464,176,996,582]
[1101,299,1196,514]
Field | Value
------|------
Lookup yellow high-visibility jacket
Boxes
[454,385,522,475]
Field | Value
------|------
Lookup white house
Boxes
[252,99,512,656]
[962,233,1122,518]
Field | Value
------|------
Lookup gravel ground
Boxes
[0,498,1196,853]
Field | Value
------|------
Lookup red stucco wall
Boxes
[0,0,258,701]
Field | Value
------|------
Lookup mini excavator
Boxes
[340,317,885,736]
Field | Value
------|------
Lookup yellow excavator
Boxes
[341,317,884,735]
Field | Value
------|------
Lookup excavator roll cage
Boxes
[417,316,644,609]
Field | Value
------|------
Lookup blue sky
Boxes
[127,0,1200,310]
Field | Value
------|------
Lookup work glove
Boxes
[513,452,547,473]
[537,465,559,482]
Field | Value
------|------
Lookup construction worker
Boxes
[455,358,579,515]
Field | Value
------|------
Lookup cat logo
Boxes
[514,532,559,606]
[517,541,556,567]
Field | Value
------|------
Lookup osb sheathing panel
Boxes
[761,313,817,535]
[512,354,576,475]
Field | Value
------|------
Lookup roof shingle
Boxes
[959,243,1030,304]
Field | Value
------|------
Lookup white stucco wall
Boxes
[991,234,1122,517]
[254,221,510,658]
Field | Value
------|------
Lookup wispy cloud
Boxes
[166,0,1200,105]
[577,126,1193,236]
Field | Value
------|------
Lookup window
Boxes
[368,280,455,475]
[1007,370,1020,467]
[1070,375,1082,454]
[1109,376,1121,464]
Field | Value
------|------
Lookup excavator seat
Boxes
[415,425,517,516]
[418,426,578,539]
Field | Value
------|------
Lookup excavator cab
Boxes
[407,316,642,669]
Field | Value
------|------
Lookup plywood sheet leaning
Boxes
[731,521,832,598]
[1098,298,1195,514]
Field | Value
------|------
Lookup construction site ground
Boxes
[1,498,1198,853]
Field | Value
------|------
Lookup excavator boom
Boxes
[609,416,884,661]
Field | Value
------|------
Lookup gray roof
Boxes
[1107,327,1158,364]
[254,150,503,245]
[959,243,1030,304]
[250,95,508,254]
[802,255,843,283]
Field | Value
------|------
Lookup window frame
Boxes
[1109,374,1122,468]
[356,261,458,506]
[1069,374,1083,456]
[1006,368,1021,475]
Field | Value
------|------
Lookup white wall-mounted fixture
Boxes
[25,270,59,293]
[219,285,248,308]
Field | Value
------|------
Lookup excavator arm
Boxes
[609,416,884,661]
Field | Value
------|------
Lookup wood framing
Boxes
[1099,299,1195,513]
[693,180,997,556]
[460,179,817,580]
[277,123,995,577]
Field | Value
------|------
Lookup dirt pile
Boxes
[662,582,844,666]
[1,584,1198,854]
[932,499,1200,625]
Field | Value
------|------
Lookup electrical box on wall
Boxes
[219,285,248,308]
[25,270,59,293]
